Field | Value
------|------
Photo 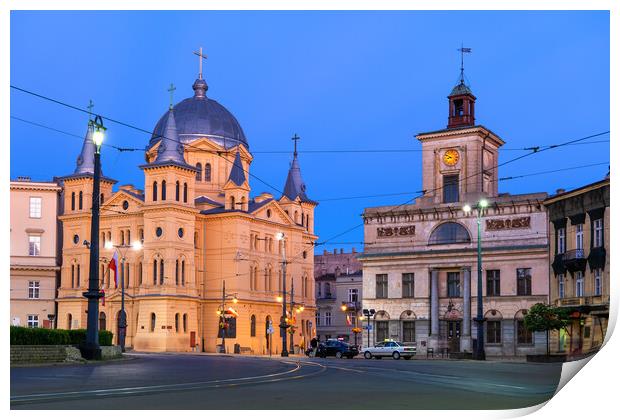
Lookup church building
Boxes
[56,62,317,354]
[360,66,550,357]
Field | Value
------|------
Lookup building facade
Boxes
[544,178,609,357]
[56,66,317,354]
[10,178,62,329]
[359,74,549,357]
[314,249,363,345]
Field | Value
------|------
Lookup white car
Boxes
[362,341,416,360]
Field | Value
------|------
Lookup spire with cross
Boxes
[87,99,94,119]
[457,44,472,84]
[193,47,208,80]
[167,83,176,110]
[292,133,300,158]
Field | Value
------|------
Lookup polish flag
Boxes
[108,250,119,288]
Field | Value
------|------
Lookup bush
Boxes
[10,326,114,346]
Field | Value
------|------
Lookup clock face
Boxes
[443,149,460,166]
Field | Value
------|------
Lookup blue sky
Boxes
[10,11,609,253]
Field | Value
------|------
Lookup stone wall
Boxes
[10,345,122,365]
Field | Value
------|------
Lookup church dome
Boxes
[149,78,248,150]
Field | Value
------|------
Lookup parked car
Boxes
[362,341,416,360]
[317,340,359,358]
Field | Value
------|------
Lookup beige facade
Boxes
[56,72,317,354]
[544,178,610,357]
[10,178,61,328]
[360,79,550,357]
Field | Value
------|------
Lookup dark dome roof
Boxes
[449,82,473,96]
[149,79,248,149]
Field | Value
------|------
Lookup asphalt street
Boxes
[11,352,563,410]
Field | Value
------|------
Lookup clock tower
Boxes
[416,77,504,206]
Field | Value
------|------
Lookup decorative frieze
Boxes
[377,225,416,238]
[486,216,531,231]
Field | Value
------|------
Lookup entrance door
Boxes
[447,321,461,352]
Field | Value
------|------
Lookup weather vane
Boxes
[457,44,472,84]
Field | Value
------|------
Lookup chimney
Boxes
[323,250,328,256]
[352,247,356,253]
[340,248,344,254]
[556,188,566,195]
[333,248,337,255]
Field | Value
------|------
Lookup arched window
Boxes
[181,260,185,286]
[183,183,188,203]
[325,282,331,297]
[161,180,167,200]
[428,222,471,245]
[150,313,156,332]
[125,263,130,288]
[301,213,305,226]
[294,210,298,223]
[99,312,107,330]
[71,264,75,288]
[101,232,105,245]
[175,181,180,201]
[249,265,254,290]
[253,266,258,290]
[159,260,164,285]
[306,215,310,229]
[250,315,256,337]
[71,192,75,210]
[120,231,125,245]
[183,314,187,332]
[78,191,83,210]
[153,181,158,201]
[138,262,143,285]
[100,264,105,287]
[264,268,269,291]
[76,264,80,287]
[106,265,110,288]
[196,163,202,181]
[230,196,235,209]
[67,313,73,330]
[241,196,246,211]
[175,260,179,285]
[153,260,157,285]
[100,193,104,205]
[175,313,180,332]
[205,163,212,182]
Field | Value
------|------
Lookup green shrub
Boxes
[10,326,114,346]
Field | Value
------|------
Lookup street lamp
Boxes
[276,232,288,357]
[81,116,106,360]
[218,280,238,353]
[341,302,361,348]
[362,308,376,347]
[463,198,489,360]
[105,240,141,352]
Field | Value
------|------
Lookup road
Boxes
[11,352,563,410]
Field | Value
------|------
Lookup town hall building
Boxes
[56,60,317,354]
[360,70,550,357]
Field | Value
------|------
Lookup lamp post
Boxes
[276,232,288,357]
[218,280,238,353]
[81,116,105,360]
[463,199,489,361]
[105,240,142,352]
[362,308,375,347]
[341,302,361,348]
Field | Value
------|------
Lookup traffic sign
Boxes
[364,325,373,330]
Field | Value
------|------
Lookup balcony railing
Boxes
[563,248,586,261]
[557,295,609,308]
[562,248,587,272]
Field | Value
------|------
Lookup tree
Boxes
[524,303,570,356]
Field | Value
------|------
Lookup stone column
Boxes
[461,266,472,352]
[429,269,439,350]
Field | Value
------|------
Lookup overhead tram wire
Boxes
[10,86,291,201]
[10,112,610,203]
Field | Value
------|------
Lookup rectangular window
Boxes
[403,321,415,342]
[443,174,460,203]
[28,281,40,299]
[315,311,321,327]
[402,273,414,298]
[27,314,39,328]
[558,274,565,299]
[486,320,502,344]
[376,321,389,342]
[376,274,388,299]
[486,270,500,296]
[575,223,584,250]
[594,269,602,296]
[348,288,359,303]
[28,235,41,256]
[575,271,584,297]
[447,272,460,297]
[29,197,42,218]
[594,219,603,247]
[324,311,332,326]
[517,320,533,345]
[557,227,566,254]
[517,268,532,296]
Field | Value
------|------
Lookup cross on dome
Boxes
[193,47,208,80]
